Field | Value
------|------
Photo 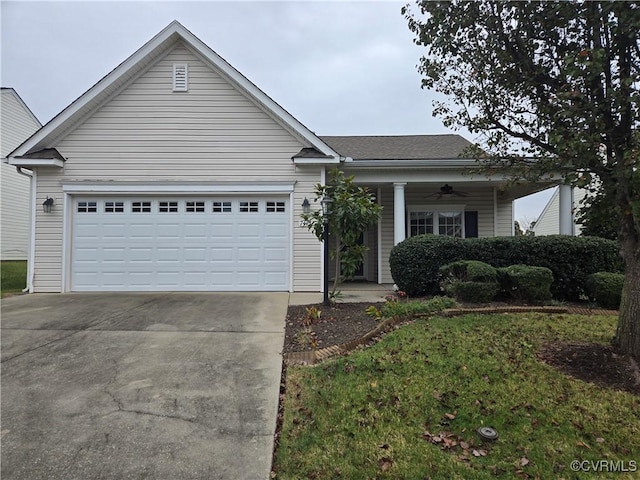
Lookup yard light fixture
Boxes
[321,194,332,306]
[320,195,332,216]
[301,197,311,214]
[42,197,54,213]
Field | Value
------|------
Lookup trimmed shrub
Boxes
[389,234,622,300]
[439,260,499,303]
[439,260,497,282]
[586,272,624,309]
[499,265,553,303]
[389,235,466,296]
[448,281,499,303]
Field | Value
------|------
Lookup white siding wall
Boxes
[1,89,41,260]
[532,187,586,236]
[33,42,322,292]
[496,198,514,236]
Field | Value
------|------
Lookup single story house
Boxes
[1,88,41,260]
[532,186,587,236]
[7,21,564,293]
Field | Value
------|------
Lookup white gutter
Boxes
[341,159,478,168]
[15,167,35,293]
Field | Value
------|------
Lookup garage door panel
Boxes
[72,196,290,291]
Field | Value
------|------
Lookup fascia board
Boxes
[292,157,341,165]
[342,159,478,168]
[7,158,64,168]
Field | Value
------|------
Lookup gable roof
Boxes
[9,21,340,160]
[320,134,473,160]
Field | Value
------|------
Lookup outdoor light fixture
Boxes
[321,195,332,306]
[320,195,332,216]
[301,197,311,214]
[42,197,54,213]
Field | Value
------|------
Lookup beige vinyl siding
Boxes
[32,42,323,292]
[532,187,586,236]
[496,198,514,236]
[32,170,64,291]
[1,89,41,260]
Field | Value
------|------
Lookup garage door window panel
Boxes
[105,201,124,213]
[240,201,259,213]
[213,201,232,213]
[159,201,179,213]
[132,201,151,213]
[186,201,205,213]
[78,201,97,213]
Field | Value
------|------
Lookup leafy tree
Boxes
[302,168,383,293]
[404,1,640,358]
[577,187,622,240]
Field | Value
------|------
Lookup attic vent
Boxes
[173,63,188,91]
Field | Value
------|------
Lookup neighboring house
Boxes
[6,21,556,293]
[1,88,42,260]
[532,186,587,236]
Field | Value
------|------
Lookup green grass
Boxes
[1,260,27,296]
[274,313,640,479]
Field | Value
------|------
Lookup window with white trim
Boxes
[77,201,97,213]
[213,201,232,213]
[266,201,286,213]
[132,201,152,213]
[186,201,205,213]
[105,201,124,213]
[159,201,178,213]
[408,206,465,238]
[240,201,259,213]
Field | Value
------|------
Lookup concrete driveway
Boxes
[1,292,287,480]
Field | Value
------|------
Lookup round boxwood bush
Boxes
[439,260,498,282]
[498,264,553,303]
[586,272,624,309]
[389,235,466,295]
[447,281,499,303]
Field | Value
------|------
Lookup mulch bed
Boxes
[284,302,378,353]
[538,342,640,396]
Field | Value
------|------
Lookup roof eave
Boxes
[342,158,478,168]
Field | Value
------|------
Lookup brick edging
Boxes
[283,306,619,365]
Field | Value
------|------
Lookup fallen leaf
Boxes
[520,457,530,467]
[444,413,456,420]
[379,457,393,471]
[370,381,377,388]
[596,437,605,443]
[460,441,470,449]
[576,441,591,449]
[472,449,487,457]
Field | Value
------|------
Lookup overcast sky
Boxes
[1,0,553,221]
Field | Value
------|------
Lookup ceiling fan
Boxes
[427,184,469,199]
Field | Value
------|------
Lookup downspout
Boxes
[15,166,35,293]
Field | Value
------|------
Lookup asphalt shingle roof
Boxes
[319,134,473,160]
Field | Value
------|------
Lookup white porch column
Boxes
[394,182,406,245]
[559,184,573,235]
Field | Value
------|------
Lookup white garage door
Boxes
[71,196,290,291]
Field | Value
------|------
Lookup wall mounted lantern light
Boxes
[42,197,54,213]
[301,197,311,215]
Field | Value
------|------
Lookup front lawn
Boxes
[1,260,27,297]
[273,313,639,479]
